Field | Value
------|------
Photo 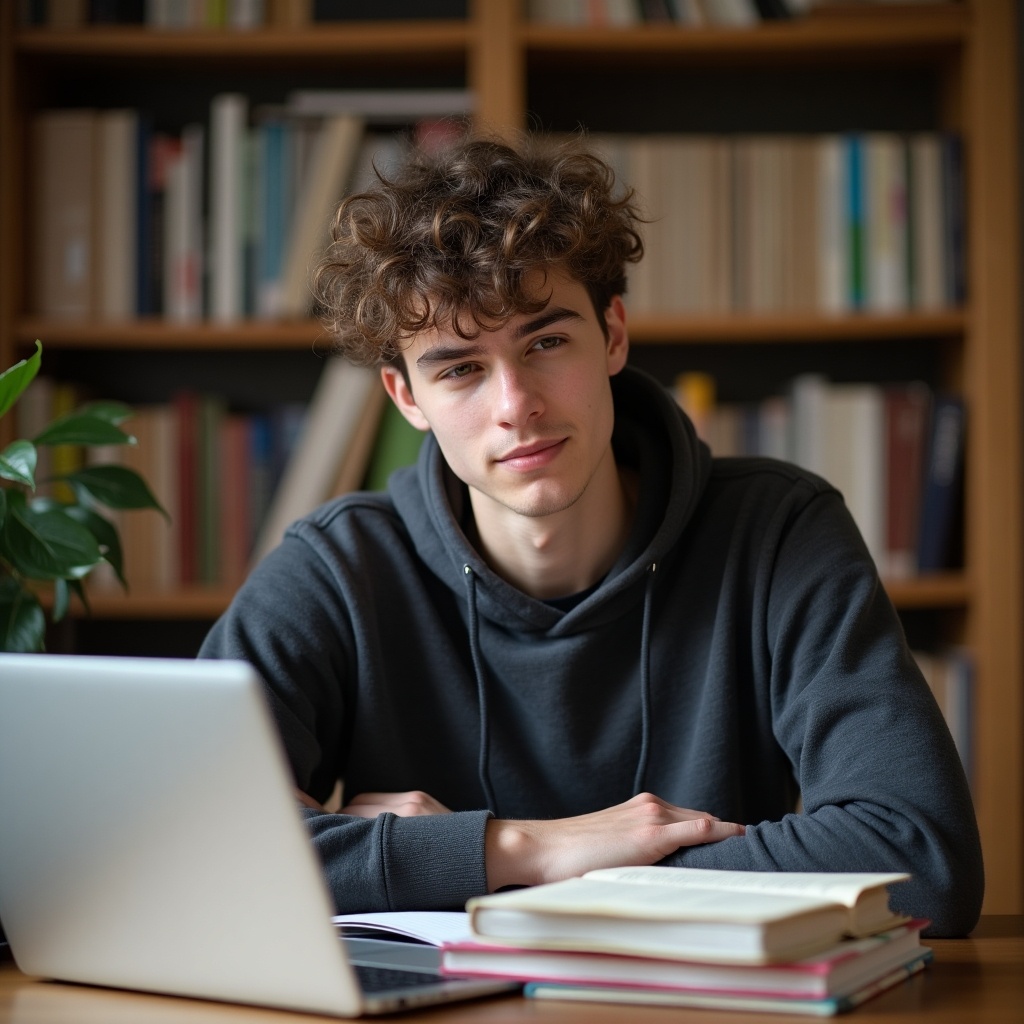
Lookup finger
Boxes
[629,793,722,822]
[669,817,746,847]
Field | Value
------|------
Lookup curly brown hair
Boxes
[311,134,645,366]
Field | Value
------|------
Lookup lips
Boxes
[499,439,563,461]
[496,438,568,469]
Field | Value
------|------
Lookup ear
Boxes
[604,295,630,376]
[380,365,431,432]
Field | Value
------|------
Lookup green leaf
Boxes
[53,577,70,622]
[69,577,90,616]
[34,411,136,447]
[78,400,134,425]
[66,465,168,518]
[0,440,37,488]
[0,340,42,421]
[2,492,103,580]
[0,574,46,653]
[65,504,127,588]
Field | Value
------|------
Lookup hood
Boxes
[388,364,712,634]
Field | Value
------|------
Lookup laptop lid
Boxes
[0,654,511,1017]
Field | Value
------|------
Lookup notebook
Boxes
[0,653,517,1016]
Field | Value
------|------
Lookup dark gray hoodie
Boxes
[199,365,983,936]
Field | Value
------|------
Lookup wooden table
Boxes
[1,917,1020,1023]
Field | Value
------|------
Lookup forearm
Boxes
[661,802,983,937]
[304,807,492,913]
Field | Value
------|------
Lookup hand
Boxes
[485,792,745,892]
[341,790,453,818]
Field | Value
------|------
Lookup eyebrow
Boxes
[511,306,585,340]
[414,306,586,369]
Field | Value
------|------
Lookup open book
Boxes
[331,911,473,947]
[466,867,910,966]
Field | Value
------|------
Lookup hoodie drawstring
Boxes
[464,560,658,815]
[632,562,657,795]
[464,565,498,815]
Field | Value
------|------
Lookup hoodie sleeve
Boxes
[661,489,984,937]
[198,529,491,914]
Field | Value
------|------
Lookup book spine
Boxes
[916,394,966,574]
[209,93,248,322]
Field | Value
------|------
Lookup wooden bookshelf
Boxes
[0,1,1019,916]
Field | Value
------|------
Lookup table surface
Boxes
[1,917,1021,1023]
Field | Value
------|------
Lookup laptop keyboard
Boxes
[354,963,444,993]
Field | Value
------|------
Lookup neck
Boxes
[468,451,638,600]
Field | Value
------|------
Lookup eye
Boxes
[440,362,476,381]
[533,335,565,351]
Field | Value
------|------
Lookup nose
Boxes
[493,364,543,428]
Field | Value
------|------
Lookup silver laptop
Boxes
[0,654,516,1016]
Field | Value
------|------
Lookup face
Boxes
[381,271,629,523]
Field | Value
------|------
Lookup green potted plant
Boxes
[0,341,166,652]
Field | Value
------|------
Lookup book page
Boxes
[472,878,841,923]
[331,911,473,946]
[584,867,908,909]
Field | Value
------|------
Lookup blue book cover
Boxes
[846,134,866,311]
[259,118,292,315]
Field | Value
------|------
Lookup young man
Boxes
[199,136,982,935]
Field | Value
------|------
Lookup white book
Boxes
[209,93,248,322]
[467,866,909,966]
[96,109,139,321]
[251,359,379,565]
[279,115,364,318]
[626,135,667,316]
[789,372,829,478]
[285,89,474,123]
[822,383,887,570]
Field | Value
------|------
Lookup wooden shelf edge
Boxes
[885,573,971,609]
[523,5,968,55]
[16,318,329,350]
[56,587,241,620]
[12,6,967,61]
[627,310,967,343]
[13,22,472,59]
[16,310,966,351]
[40,573,970,621]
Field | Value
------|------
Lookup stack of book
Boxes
[440,867,931,1015]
